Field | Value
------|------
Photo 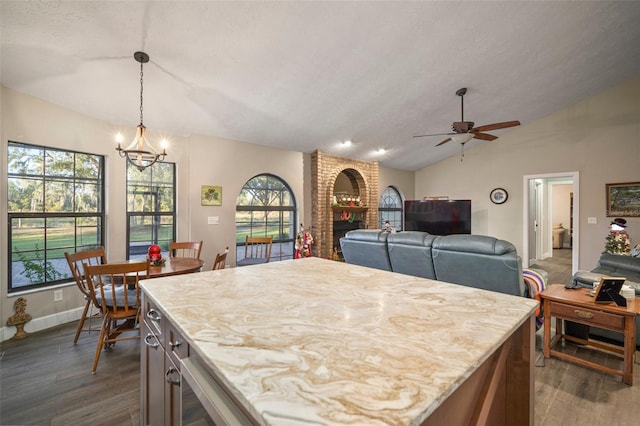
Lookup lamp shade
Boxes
[450,133,474,144]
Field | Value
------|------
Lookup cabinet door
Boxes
[141,319,165,426]
[165,353,181,426]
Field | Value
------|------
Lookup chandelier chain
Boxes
[139,60,144,125]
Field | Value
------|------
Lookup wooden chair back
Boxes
[83,260,149,373]
[64,247,107,344]
[169,241,203,260]
[212,247,229,270]
[237,236,273,266]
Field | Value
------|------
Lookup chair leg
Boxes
[73,299,91,344]
[92,316,109,374]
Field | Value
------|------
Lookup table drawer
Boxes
[549,301,624,331]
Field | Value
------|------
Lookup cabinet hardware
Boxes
[169,340,182,349]
[574,310,594,319]
[166,366,180,385]
[146,309,162,321]
[144,333,159,349]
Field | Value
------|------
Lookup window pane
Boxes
[46,217,74,251]
[75,153,101,179]
[45,179,74,212]
[77,217,101,247]
[8,177,43,212]
[8,144,43,175]
[45,150,74,177]
[75,181,101,212]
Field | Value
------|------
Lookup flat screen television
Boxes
[404,199,471,235]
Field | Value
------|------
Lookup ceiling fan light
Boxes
[450,133,474,144]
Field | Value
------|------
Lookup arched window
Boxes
[236,174,296,262]
[378,186,403,231]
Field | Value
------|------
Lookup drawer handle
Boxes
[169,340,181,349]
[166,366,180,385]
[144,333,159,349]
[574,309,594,319]
[146,309,162,322]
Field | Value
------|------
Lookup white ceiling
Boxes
[2,1,639,171]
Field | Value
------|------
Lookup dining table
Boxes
[147,257,204,278]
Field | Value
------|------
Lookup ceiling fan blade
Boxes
[413,132,453,138]
[435,137,452,146]
[472,120,521,132]
[472,132,498,141]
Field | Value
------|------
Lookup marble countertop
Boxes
[141,257,537,425]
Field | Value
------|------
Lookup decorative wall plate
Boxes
[490,188,508,205]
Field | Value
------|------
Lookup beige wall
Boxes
[551,183,572,247]
[415,77,640,270]
[187,134,304,267]
[1,86,303,338]
[379,165,415,204]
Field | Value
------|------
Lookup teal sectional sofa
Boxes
[339,229,526,297]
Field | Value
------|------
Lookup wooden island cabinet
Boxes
[141,258,537,425]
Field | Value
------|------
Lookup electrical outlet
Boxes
[54,289,63,302]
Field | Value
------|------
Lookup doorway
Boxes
[522,172,579,275]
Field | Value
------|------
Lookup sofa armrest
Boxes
[571,270,603,288]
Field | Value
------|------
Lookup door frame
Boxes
[522,171,579,275]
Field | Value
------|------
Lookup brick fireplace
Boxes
[310,150,379,259]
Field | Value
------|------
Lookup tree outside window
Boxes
[126,161,176,260]
[7,142,104,292]
[236,174,296,262]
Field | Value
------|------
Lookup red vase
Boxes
[148,245,162,262]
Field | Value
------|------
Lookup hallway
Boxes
[530,248,573,285]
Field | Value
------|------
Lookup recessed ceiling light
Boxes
[375,148,386,155]
[341,140,352,147]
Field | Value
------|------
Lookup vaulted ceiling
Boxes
[2,1,639,171]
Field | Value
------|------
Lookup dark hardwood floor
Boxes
[2,253,639,426]
[0,322,140,426]
[530,248,574,285]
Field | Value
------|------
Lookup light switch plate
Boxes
[207,216,219,225]
[588,217,597,224]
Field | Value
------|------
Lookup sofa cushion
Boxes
[387,231,438,279]
[340,230,391,271]
[431,235,525,296]
[572,253,640,295]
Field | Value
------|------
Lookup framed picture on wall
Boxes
[201,185,222,206]
[606,182,640,217]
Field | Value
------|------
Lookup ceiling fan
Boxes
[413,88,521,149]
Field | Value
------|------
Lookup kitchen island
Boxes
[140,257,537,425]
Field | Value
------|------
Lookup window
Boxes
[378,186,403,231]
[7,141,105,292]
[236,174,296,262]
[126,161,176,260]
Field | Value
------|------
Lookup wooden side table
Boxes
[540,284,640,385]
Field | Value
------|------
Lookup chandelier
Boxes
[116,51,167,171]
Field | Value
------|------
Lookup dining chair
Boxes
[64,247,107,344]
[169,241,203,260]
[237,236,272,267]
[83,260,149,374]
[212,246,229,270]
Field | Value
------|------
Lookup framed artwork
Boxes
[606,182,640,217]
[201,185,222,206]
[489,188,508,205]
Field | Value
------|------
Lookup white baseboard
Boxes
[1,307,83,342]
